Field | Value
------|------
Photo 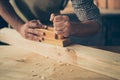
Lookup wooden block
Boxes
[42,38,71,47]
[38,27,63,39]
[38,28,56,39]
[37,27,70,47]
[48,27,64,39]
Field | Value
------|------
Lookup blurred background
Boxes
[0,0,120,46]
[61,0,120,46]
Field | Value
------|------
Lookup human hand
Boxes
[17,20,47,41]
[50,14,71,38]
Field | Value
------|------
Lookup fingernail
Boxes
[43,25,48,29]
[41,37,44,41]
[39,40,41,42]
[42,32,45,36]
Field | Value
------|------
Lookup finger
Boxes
[36,20,42,24]
[53,15,63,22]
[62,15,70,21]
[54,22,65,31]
[39,37,44,41]
[26,33,39,41]
[27,28,46,37]
[25,33,32,40]
[53,15,70,22]
[32,35,40,41]
[36,20,48,29]
[41,25,48,29]
[28,21,38,27]
[56,21,70,30]
[54,26,65,31]
[50,13,55,21]
[54,21,70,31]
[62,26,70,37]
[64,21,71,29]
[29,20,48,29]
[63,33,69,38]
[28,20,42,28]
[37,30,45,37]
[27,28,39,35]
[54,30,64,35]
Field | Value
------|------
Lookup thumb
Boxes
[50,13,56,21]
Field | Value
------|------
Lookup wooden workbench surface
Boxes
[0,46,116,80]
[0,28,120,80]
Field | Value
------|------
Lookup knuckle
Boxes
[26,28,30,32]
[54,15,62,20]
[33,22,38,27]
[63,15,68,18]
[39,37,43,42]
[31,29,35,32]
[33,36,37,40]
[34,30,39,34]
[65,21,70,27]
[53,23,57,27]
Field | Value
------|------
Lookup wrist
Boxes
[15,20,25,32]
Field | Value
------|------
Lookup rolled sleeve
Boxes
[71,0,102,25]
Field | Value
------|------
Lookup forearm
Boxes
[0,0,24,31]
[70,0,102,37]
[70,20,100,37]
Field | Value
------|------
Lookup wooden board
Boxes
[0,46,117,80]
[0,28,120,79]
[38,27,62,39]
[37,27,71,47]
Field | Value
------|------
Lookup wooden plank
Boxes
[0,28,120,79]
[37,27,71,47]
[38,27,63,39]
[0,46,116,80]
[41,38,71,47]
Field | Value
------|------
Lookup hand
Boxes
[17,20,47,41]
[50,14,71,38]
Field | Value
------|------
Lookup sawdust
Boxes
[16,59,26,63]
[32,74,38,77]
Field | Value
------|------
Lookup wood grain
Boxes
[0,46,116,80]
[0,28,120,79]
[37,27,71,47]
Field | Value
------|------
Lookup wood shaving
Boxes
[44,67,50,70]
[53,68,56,71]
[66,63,70,66]
[41,76,45,80]
[60,72,63,75]
[59,63,65,66]
[45,56,49,59]
[16,59,26,63]
[32,74,38,77]
[70,69,73,72]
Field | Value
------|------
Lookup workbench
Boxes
[0,28,120,80]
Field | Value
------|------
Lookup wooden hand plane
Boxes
[37,27,70,47]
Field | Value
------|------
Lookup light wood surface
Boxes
[37,27,70,47]
[0,46,117,80]
[0,28,120,79]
